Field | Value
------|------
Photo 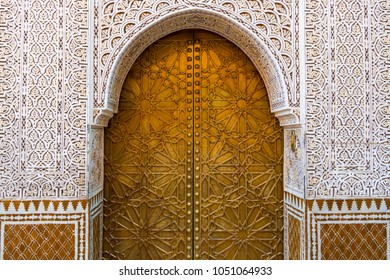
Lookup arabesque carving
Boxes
[93,0,301,127]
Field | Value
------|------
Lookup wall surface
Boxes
[303,0,390,259]
[1,0,90,259]
[0,0,388,259]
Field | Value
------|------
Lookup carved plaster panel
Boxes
[284,128,305,197]
[306,0,390,198]
[0,0,88,199]
[88,128,104,197]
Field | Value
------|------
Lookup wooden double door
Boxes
[104,30,283,260]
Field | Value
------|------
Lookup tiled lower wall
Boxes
[89,191,103,260]
[285,192,390,260]
[1,193,389,260]
[319,223,387,260]
[0,200,88,260]
[307,199,390,260]
[285,193,306,260]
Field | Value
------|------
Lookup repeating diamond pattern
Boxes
[320,223,387,260]
[3,223,75,260]
[288,215,301,260]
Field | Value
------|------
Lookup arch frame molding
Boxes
[92,7,300,128]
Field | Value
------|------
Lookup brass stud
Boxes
[187,65,192,70]
[187,255,191,259]
[187,141,191,146]
[196,124,200,128]
[187,74,192,78]
[195,56,200,60]
[187,167,191,172]
[187,133,192,137]
[195,254,200,258]
[187,82,192,86]
[196,141,200,145]
[196,167,200,171]
[187,228,191,232]
[187,184,191,188]
[187,90,192,95]
[195,90,200,94]
[187,57,192,61]
[195,158,200,162]
[195,81,200,86]
[187,193,191,197]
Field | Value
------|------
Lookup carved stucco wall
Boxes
[0,0,303,198]
[0,0,389,260]
[1,0,88,200]
[305,0,389,198]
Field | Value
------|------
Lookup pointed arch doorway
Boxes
[103,30,283,260]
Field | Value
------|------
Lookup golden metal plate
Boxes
[104,30,283,260]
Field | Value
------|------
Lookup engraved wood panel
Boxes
[193,31,283,259]
[104,30,283,260]
[104,31,193,259]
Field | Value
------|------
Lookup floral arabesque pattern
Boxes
[0,0,88,199]
[306,0,390,198]
[93,0,301,123]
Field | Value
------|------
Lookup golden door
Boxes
[104,30,283,260]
